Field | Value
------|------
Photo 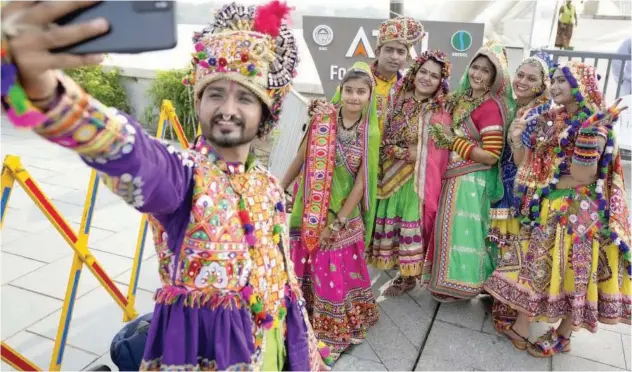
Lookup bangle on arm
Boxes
[510,136,524,151]
[573,130,604,166]
[452,137,475,161]
[481,130,503,159]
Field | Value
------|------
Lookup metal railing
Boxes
[530,48,630,99]
[530,48,631,160]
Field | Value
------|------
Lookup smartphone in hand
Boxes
[52,1,177,55]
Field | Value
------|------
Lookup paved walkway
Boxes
[1,121,630,371]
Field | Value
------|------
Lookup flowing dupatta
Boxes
[291,61,381,250]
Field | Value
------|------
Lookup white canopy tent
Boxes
[102,0,631,177]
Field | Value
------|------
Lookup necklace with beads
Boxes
[337,109,361,146]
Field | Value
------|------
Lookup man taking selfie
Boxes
[0,1,330,370]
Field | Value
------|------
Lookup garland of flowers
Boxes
[515,66,631,275]
[447,90,487,130]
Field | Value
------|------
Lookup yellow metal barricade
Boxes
[0,100,191,371]
[122,100,191,321]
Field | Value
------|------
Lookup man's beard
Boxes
[204,114,257,148]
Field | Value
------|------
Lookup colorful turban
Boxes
[182,1,299,137]
[376,16,424,49]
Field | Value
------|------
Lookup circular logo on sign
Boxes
[313,25,334,47]
[451,30,473,52]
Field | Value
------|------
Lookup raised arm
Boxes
[20,73,193,216]
[1,2,194,216]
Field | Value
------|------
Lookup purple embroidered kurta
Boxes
[31,74,324,371]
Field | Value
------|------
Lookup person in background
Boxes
[368,50,452,296]
[292,16,424,229]
[612,37,631,97]
[0,1,330,370]
[281,61,380,360]
[426,40,516,303]
[555,0,578,50]
[485,61,631,357]
[307,16,424,134]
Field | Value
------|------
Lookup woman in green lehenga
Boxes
[427,40,516,302]
[281,61,381,359]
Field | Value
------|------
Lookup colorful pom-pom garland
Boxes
[318,341,334,367]
[516,64,631,276]
[237,195,289,329]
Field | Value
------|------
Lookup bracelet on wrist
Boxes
[510,136,524,151]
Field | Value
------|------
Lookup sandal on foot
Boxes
[383,276,416,297]
[500,323,530,351]
[527,328,571,358]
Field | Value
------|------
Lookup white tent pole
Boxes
[290,87,310,106]
[548,0,563,48]
[525,0,539,58]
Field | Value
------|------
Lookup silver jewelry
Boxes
[509,136,524,150]
[221,114,231,120]
[337,111,361,146]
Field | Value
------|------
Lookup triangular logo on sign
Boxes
[353,42,368,57]
[345,27,375,58]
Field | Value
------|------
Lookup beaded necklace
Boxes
[337,109,362,146]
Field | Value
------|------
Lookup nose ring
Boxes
[222,114,231,120]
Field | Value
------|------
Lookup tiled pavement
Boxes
[1,120,631,371]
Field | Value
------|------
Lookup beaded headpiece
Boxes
[396,50,451,107]
[182,1,299,137]
[556,61,604,113]
[376,16,425,50]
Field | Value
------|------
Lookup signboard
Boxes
[303,16,485,97]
